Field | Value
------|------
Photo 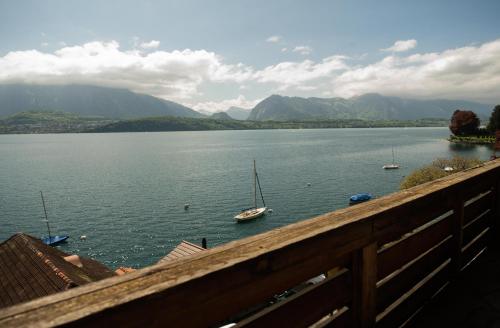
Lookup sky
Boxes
[0,0,500,112]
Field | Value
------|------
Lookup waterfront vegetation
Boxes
[447,105,500,145]
[400,156,483,189]
[0,111,114,134]
[448,135,495,145]
[90,116,448,133]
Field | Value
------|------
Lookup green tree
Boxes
[487,105,500,133]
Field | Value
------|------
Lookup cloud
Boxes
[41,42,49,47]
[254,55,348,90]
[281,48,288,52]
[140,40,160,49]
[190,95,261,113]
[0,40,253,101]
[1,38,500,105]
[292,46,312,55]
[333,39,500,103]
[266,35,282,43]
[381,39,417,52]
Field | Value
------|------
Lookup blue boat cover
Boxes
[350,193,372,202]
[42,235,69,246]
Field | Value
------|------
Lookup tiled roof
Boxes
[158,240,206,263]
[0,233,116,309]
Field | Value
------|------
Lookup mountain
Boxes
[0,84,204,119]
[210,112,234,120]
[226,106,251,120]
[247,93,494,121]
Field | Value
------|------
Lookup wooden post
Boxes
[450,192,465,274]
[352,242,377,328]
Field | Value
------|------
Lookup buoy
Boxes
[267,208,273,213]
[80,235,87,241]
[307,183,311,187]
[184,204,190,210]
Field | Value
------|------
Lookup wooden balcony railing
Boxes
[1,159,500,328]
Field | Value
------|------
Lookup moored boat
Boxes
[235,160,267,222]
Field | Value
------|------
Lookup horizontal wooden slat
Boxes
[462,210,491,247]
[464,192,493,225]
[461,228,490,269]
[376,237,452,313]
[237,269,351,328]
[376,261,451,328]
[374,194,452,246]
[377,215,452,280]
[314,306,350,328]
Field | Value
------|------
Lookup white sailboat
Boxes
[383,147,399,170]
[235,160,267,222]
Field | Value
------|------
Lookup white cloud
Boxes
[281,48,288,52]
[0,40,253,101]
[140,40,160,49]
[254,55,348,89]
[190,95,261,113]
[292,45,312,55]
[41,42,49,47]
[266,35,282,43]
[333,39,500,103]
[2,38,500,106]
[381,39,417,52]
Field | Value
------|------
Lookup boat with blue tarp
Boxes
[349,193,372,205]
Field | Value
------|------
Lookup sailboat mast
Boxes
[253,159,257,208]
[40,191,52,240]
[392,147,395,165]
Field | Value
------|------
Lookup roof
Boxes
[158,240,206,264]
[0,233,116,309]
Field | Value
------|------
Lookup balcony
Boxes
[1,159,499,327]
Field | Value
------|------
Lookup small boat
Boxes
[39,191,69,246]
[349,193,372,205]
[383,147,399,170]
[42,235,69,245]
[235,160,267,222]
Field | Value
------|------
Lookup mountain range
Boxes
[0,84,494,122]
[247,94,493,121]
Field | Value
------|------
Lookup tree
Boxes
[400,156,483,190]
[487,105,500,133]
[449,110,480,136]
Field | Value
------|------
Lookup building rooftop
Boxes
[0,233,116,309]
[158,240,206,263]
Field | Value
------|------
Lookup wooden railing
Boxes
[1,159,500,328]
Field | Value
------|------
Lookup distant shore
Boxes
[0,112,449,134]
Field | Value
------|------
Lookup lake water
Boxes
[0,128,493,268]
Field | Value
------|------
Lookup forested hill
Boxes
[0,84,204,119]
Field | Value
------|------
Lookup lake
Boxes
[0,128,493,268]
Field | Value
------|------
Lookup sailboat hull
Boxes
[235,207,267,222]
[383,164,399,169]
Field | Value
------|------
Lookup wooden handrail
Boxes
[1,159,500,328]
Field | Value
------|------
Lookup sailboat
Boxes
[40,191,69,246]
[383,147,399,170]
[234,160,267,222]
